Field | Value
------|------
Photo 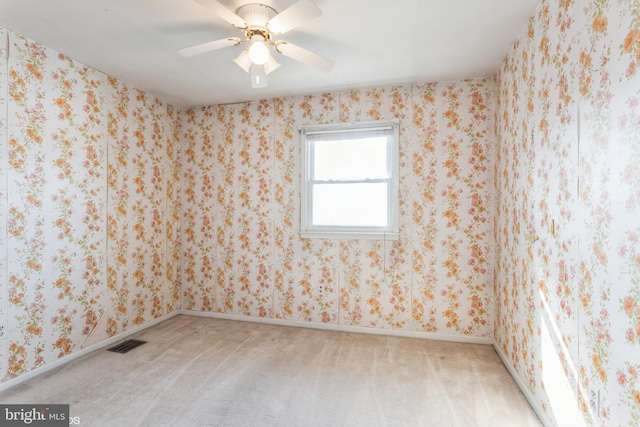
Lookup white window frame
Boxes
[300,119,400,240]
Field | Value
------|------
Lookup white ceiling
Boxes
[0,0,539,108]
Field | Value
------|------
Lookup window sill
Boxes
[300,231,399,241]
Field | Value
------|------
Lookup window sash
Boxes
[311,136,389,181]
[311,181,389,227]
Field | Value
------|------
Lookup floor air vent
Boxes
[107,339,147,354]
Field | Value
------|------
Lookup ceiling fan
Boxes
[178,0,335,88]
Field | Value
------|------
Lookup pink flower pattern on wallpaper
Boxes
[496,0,640,425]
[2,0,639,424]
[0,26,8,377]
[180,82,494,336]
[2,30,180,376]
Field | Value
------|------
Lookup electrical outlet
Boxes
[0,324,5,339]
[317,268,338,296]
[589,388,600,417]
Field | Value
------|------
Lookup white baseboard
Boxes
[0,311,180,393]
[180,309,494,345]
[492,341,551,427]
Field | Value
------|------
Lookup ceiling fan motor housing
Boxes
[236,3,278,38]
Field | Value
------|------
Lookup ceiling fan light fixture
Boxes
[233,49,252,73]
[264,55,281,75]
[248,35,270,65]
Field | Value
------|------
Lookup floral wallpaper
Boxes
[0,26,8,377]
[180,80,495,338]
[495,0,640,425]
[0,28,180,380]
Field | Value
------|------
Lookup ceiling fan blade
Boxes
[268,0,322,34]
[178,38,239,57]
[194,0,246,27]
[276,42,334,73]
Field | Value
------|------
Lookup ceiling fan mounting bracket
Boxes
[226,27,276,49]
[247,28,273,43]
[273,40,288,54]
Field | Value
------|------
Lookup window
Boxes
[300,119,400,240]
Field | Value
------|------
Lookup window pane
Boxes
[313,137,388,181]
[312,183,388,227]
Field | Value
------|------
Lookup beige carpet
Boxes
[0,315,542,426]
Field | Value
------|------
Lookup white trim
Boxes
[492,341,551,426]
[300,119,400,239]
[300,120,398,134]
[0,311,180,393]
[303,125,394,135]
[300,231,399,241]
[181,310,494,345]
